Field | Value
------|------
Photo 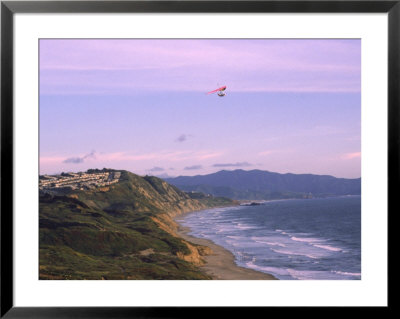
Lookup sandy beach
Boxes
[175,211,277,280]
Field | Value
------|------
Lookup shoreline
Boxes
[174,209,277,280]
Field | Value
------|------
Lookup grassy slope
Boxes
[39,171,235,280]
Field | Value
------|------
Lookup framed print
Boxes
[1,0,396,316]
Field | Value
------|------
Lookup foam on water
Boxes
[234,223,260,230]
[227,235,246,240]
[290,236,323,243]
[286,269,339,280]
[269,248,321,260]
[216,225,238,233]
[251,237,287,247]
[288,235,344,253]
[332,270,361,277]
[245,262,292,277]
[245,261,358,280]
[313,244,343,252]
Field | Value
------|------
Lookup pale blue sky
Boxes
[40,39,361,178]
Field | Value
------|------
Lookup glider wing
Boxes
[207,86,226,94]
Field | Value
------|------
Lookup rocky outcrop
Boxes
[151,213,213,266]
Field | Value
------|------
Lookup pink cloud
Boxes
[40,156,66,164]
[341,152,361,160]
[258,149,293,156]
[258,150,276,156]
[40,149,223,165]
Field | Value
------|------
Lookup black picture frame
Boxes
[1,0,396,317]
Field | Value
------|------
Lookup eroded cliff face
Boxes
[150,213,213,266]
[130,176,223,265]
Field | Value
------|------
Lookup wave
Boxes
[244,261,360,280]
[245,262,291,277]
[286,269,339,280]
[258,241,287,247]
[244,262,344,280]
[251,237,287,247]
[215,225,237,233]
[234,223,259,230]
[331,270,361,277]
[313,244,342,252]
[290,236,322,243]
[270,248,320,259]
[290,236,343,253]
[227,235,246,240]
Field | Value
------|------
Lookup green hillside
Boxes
[39,170,235,280]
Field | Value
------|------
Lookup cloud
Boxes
[258,150,276,156]
[175,134,192,143]
[212,162,252,168]
[40,156,66,164]
[148,166,165,172]
[176,134,187,142]
[184,165,203,170]
[63,150,96,164]
[196,151,223,160]
[63,157,84,164]
[341,152,361,160]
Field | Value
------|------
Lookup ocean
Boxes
[177,196,361,280]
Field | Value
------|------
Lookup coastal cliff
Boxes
[39,170,236,279]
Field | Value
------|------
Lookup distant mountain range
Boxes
[164,169,361,200]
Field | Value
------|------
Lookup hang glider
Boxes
[207,85,227,97]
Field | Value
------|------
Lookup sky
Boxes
[39,39,361,178]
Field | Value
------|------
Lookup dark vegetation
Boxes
[39,170,235,280]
